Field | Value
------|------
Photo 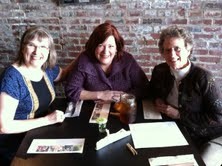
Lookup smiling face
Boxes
[95,35,117,71]
[162,37,191,70]
[22,37,50,69]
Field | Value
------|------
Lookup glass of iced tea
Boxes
[114,93,137,124]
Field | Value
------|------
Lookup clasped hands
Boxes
[154,98,180,119]
[46,110,65,124]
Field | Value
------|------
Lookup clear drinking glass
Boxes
[114,93,137,124]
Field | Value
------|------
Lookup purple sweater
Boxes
[65,51,149,103]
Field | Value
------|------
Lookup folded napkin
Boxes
[96,129,131,150]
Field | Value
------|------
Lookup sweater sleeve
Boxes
[65,61,84,104]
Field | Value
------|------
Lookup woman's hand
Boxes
[154,98,180,119]
[46,110,65,124]
[96,90,124,102]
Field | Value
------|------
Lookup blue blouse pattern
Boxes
[0,65,60,120]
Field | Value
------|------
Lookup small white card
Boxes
[142,99,162,119]
[202,136,222,166]
[27,138,85,154]
[211,135,222,145]
[148,154,198,166]
[89,103,110,123]
[65,100,83,118]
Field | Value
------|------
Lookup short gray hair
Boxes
[158,26,193,55]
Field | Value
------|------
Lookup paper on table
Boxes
[65,100,83,118]
[96,129,131,150]
[129,122,188,149]
[142,99,162,119]
[210,135,222,145]
[89,103,110,123]
[201,138,222,166]
[148,154,198,166]
[27,138,85,154]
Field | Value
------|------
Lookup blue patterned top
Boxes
[0,65,60,120]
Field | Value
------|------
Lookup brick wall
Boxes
[0,0,222,96]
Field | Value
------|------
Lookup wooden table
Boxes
[11,99,206,166]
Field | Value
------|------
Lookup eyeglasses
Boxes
[26,43,49,52]
[164,46,182,54]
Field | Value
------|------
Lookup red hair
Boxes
[85,22,125,59]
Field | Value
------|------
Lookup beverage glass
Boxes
[114,93,137,124]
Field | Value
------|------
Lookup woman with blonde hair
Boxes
[0,26,72,165]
